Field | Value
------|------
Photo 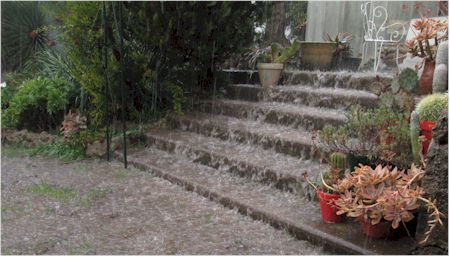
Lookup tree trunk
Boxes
[266,2,287,46]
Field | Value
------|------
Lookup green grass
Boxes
[71,163,92,173]
[27,183,77,202]
[29,142,86,162]
[115,170,129,180]
[79,188,108,208]
[3,140,87,162]
[1,205,25,222]
[1,143,32,157]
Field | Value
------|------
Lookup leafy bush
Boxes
[1,72,33,109]
[318,105,413,169]
[2,77,75,131]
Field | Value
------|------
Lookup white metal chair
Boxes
[360,1,407,72]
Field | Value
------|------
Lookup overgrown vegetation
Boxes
[1,1,267,141]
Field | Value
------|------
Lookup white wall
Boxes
[305,1,440,57]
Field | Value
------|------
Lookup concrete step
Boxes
[283,70,393,94]
[226,84,379,110]
[225,84,261,102]
[115,147,414,255]
[195,99,346,130]
[142,128,323,196]
[265,85,379,110]
[167,113,328,160]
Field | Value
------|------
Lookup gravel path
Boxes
[1,151,327,255]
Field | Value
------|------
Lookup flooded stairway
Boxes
[116,70,415,254]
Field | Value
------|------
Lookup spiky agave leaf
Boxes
[1,1,49,72]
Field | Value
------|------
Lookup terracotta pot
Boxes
[317,190,342,223]
[420,120,436,155]
[380,128,393,145]
[300,42,335,70]
[257,63,283,89]
[419,60,435,95]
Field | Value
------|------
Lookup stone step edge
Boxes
[225,84,379,105]
[114,151,375,255]
[195,100,347,129]
[167,114,329,160]
[145,132,317,196]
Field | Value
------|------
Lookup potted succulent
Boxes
[247,40,301,88]
[325,164,443,243]
[415,93,448,154]
[325,32,357,70]
[304,152,347,223]
[405,17,448,94]
[317,106,380,171]
[317,72,419,172]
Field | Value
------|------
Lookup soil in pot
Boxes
[317,190,342,223]
[420,120,436,155]
[347,154,372,172]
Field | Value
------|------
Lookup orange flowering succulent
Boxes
[325,164,443,244]
[412,17,428,30]
[405,16,448,61]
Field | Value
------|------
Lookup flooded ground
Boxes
[1,150,327,255]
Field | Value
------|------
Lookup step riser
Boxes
[263,90,378,110]
[144,134,313,196]
[282,71,392,94]
[115,152,373,255]
[195,101,344,130]
[168,115,328,160]
[225,85,262,102]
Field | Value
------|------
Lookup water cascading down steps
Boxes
[116,70,415,254]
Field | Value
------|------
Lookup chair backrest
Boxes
[361,1,406,43]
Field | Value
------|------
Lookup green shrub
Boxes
[56,2,261,125]
[319,105,413,169]
[415,93,448,122]
[1,72,33,110]
[2,77,75,131]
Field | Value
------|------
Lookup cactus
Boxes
[330,152,347,171]
[397,68,419,94]
[415,93,448,122]
[274,40,301,63]
[410,111,421,164]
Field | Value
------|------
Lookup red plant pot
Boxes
[360,219,392,238]
[359,215,418,239]
[420,120,436,155]
[317,190,342,223]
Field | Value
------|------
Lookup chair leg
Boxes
[359,41,368,71]
[395,44,401,72]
